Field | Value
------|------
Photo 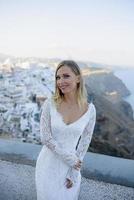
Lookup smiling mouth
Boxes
[60,86,66,89]
[59,85,68,89]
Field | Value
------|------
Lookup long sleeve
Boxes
[40,98,79,168]
[66,103,96,184]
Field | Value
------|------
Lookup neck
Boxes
[63,92,78,105]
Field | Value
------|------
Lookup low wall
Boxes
[81,152,134,188]
[0,138,134,188]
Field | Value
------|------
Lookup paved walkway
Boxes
[0,160,133,200]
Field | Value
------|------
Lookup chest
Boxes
[57,105,87,125]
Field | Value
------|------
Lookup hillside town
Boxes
[0,58,56,143]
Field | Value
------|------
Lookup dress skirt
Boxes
[35,145,81,200]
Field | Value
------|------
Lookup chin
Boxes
[59,87,76,94]
[60,89,69,94]
[63,90,75,95]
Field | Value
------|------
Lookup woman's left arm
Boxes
[66,104,96,184]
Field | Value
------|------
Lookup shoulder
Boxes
[89,102,96,120]
[42,97,51,110]
[89,102,96,113]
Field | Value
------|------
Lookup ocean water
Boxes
[114,68,134,112]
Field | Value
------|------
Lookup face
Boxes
[56,65,80,94]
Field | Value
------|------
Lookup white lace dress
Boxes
[35,97,96,200]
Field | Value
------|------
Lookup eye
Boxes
[56,76,60,80]
[63,74,70,78]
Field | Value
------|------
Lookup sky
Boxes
[0,0,134,67]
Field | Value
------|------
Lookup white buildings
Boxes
[0,59,55,143]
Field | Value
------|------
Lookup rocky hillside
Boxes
[82,68,134,159]
[83,67,130,100]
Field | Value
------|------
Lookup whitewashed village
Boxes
[0,58,57,144]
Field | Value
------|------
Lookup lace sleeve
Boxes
[40,98,79,168]
[66,104,96,184]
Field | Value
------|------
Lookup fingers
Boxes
[74,160,82,170]
[77,160,82,166]
[78,161,82,167]
[74,166,80,170]
[66,179,73,189]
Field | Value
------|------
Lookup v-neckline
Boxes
[52,100,92,127]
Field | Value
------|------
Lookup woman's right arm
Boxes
[40,98,80,168]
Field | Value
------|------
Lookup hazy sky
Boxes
[0,0,134,66]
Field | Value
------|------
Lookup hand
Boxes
[74,159,82,170]
[66,178,73,189]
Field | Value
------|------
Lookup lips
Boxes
[59,86,68,89]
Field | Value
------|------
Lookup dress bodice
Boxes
[49,98,93,153]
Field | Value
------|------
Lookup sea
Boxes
[114,68,134,114]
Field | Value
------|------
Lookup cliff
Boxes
[82,68,134,159]
[83,68,130,101]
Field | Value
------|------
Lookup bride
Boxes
[35,60,96,200]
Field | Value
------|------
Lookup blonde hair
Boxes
[52,60,88,110]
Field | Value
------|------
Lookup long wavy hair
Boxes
[51,60,88,110]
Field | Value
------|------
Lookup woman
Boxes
[35,60,96,200]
